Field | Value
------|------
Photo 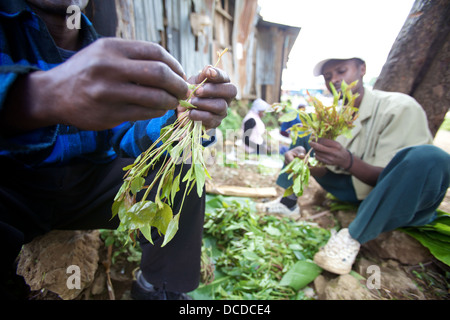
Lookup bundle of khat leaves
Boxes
[112,49,228,247]
[271,80,359,197]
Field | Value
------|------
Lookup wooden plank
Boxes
[115,0,136,40]
[206,184,278,198]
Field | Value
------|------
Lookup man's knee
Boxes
[394,145,450,172]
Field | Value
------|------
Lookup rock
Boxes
[356,258,426,300]
[362,230,433,265]
[313,275,327,298]
[335,210,357,228]
[90,271,106,296]
[315,273,376,300]
[17,230,101,300]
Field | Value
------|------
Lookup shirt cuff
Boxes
[0,71,58,158]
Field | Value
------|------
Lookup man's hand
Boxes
[284,144,328,178]
[183,65,237,130]
[284,146,307,165]
[2,38,190,133]
[309,138,351,169]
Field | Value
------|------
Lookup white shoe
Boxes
[256,198,300,216]
[313,228,360,275]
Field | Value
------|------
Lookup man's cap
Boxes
[313,57,364,77]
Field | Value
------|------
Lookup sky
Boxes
[257,0,416,90]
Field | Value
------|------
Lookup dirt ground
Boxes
[100,131,450,301]
[202,135,450,300]
[27,131,450,300]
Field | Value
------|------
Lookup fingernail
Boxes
[207,68,217,78]
[195,87,204,96]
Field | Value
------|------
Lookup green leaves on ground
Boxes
[189,195,329,300]
[401,210,450,266]
[279,261,323,291]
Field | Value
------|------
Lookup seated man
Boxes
[0,0,237,299]
[257,56,450,274]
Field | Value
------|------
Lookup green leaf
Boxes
[182,167,193,183]
[279,111,299,123]
[152,202,173,235]
[402,228,450,266]
[279,261,322,290]
[283,186,294,198]
[130,176,145,195]
[122,163,135,171]
[171,174,181,205]
[263,225,282,236]
[179,100,197,109]
[111,200,122,219]
[162,214,180,247]
[329,81,341,106]
[293,174,303,196]
[139,224,153,245]
[194,164,206,198]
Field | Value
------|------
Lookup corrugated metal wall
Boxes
[116,0,215,78]
[91,0,299,104]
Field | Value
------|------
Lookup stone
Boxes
[316,274,376,300]
[335,210,357,228]
[17,230,101,300]
[90,271,106,296]
[356,258,426,300]
[362,230,433,265]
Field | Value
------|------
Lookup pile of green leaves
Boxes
[401,210,450,267]
[112,50,228,247]
[189,195,330,300]
[273,81,359,197]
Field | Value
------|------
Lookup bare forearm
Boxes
[346,154,383,186]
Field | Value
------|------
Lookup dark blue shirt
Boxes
[0,0,199,167]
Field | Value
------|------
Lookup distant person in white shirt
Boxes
[241,98,271,155]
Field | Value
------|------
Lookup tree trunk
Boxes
[374,0,450,137]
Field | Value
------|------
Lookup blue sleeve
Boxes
[0,70,59,158]
[0,13,58,158]
[111,111,178,158]
[0,72,17,108]
[111,110,216,159]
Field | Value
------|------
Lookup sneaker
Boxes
[313,228,360,275]
[131,269,192,300]
[256,197,300,216]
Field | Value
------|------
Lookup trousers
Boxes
[277,138,450,244]
[0,156,205,298]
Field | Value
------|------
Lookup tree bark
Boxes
[374,0,450,137]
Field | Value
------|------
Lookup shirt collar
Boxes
[357,87,375,122]
[0,0,31,16]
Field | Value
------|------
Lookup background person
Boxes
[241,98,271,155]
